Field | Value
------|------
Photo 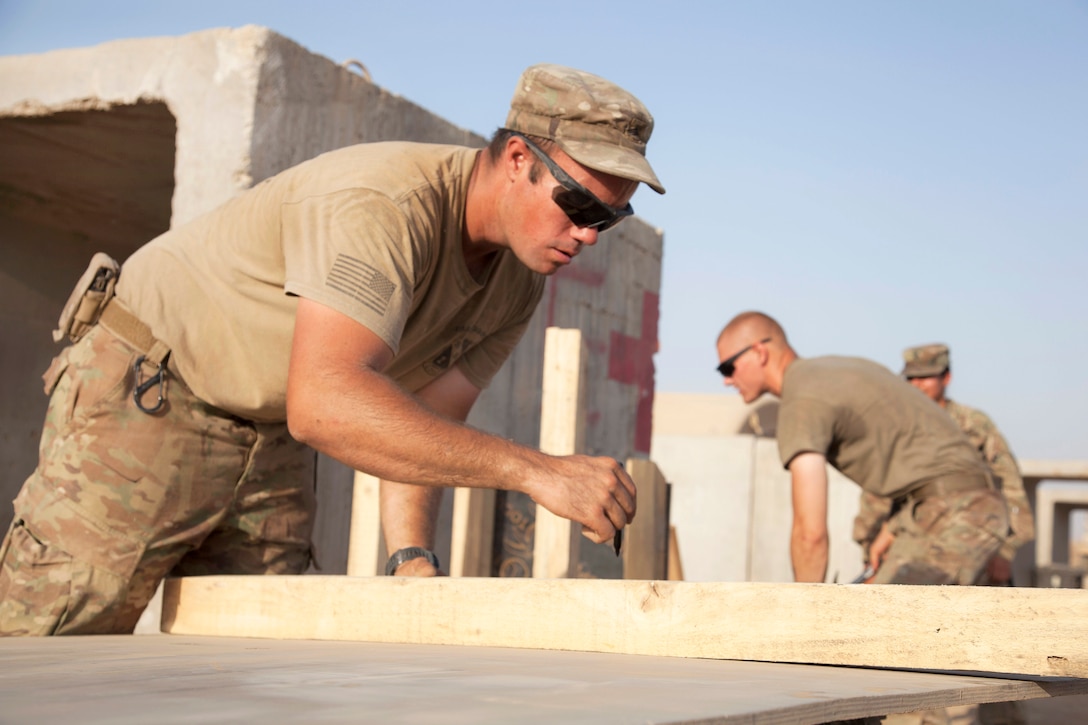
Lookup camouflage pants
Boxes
[869,487,1020,725]
[870,488,1008,586]
[0,324,316,635]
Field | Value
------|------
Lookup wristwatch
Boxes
[384,546,440,576]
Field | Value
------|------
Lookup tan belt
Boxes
[98,299,174,414]
[907,472,992,503]
[99,299,169,366]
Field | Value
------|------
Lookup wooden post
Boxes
[623,458,669,580]
[449,488,496,577]
[532,327,586,579]
[667,525,685,581]
[346,471,385,576]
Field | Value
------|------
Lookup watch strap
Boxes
[384,546,440,576]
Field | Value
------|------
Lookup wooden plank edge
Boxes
[161,576,1088,680]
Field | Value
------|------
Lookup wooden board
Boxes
[532,327,585,578]
[162,576,1088,678]
[2,634,1085,724]
[623,458,669,580]
[667,524,685,580]
[345,471,383,576]
[449,487,495,577]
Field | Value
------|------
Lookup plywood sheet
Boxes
[1,635,1084,724]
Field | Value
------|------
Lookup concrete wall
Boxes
[651,392,865,583]
[0,27,663,580]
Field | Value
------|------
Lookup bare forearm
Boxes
[791,526,829,582]
[788,452,830,583]
[290,363,632,542]
[289,364,538,492]
[287,299,636,545]
[380,478,446,576]
[381,478,443,552]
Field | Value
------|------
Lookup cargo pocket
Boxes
[5,493,147,634]
[29,495,146,582]
[905,496,951,536]
[0,519,75,636]
[44,327,134,438]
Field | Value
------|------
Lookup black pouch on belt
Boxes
[52,252,121,344]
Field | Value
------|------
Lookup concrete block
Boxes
[1035,481,1088,576]
[651,434,754,582]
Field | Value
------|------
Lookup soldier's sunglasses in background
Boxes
[717,338,772,378]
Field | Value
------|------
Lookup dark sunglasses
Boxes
[512,132,634,232]
[716,338,772,378]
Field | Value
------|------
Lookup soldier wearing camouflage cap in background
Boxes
[855,348,1031,725]
[854,343,1034,586]
[0,63,664,635]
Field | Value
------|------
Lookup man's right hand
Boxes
[524,455,636,544]
[986,554,1012,584]
[866,521,895,575]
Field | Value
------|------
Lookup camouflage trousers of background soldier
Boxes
[0,324,316,635]
[869,488,1021,725]
[870,487,1008,586]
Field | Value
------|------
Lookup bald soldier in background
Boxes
[854,344,1034,585]
[715,312,1009,585]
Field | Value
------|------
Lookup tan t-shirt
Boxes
[777,356,988,498]
[116,142,545,421]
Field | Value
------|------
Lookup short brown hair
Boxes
[487,128,556,184]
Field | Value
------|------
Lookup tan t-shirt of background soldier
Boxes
[777,356,990,500]
[118,143,543,422]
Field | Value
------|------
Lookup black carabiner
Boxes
[133,355,166,414]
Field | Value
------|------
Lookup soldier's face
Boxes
[908,372,949,403]
[501,137,636,275]
[716,334,767,403]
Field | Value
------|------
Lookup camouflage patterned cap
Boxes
[506,63,665,194]
[901,343,951,378]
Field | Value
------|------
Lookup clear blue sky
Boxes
[2,1,1085,460]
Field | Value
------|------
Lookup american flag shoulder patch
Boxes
[326,254,398,317]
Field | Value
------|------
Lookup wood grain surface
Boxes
[163,576,1088,678]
